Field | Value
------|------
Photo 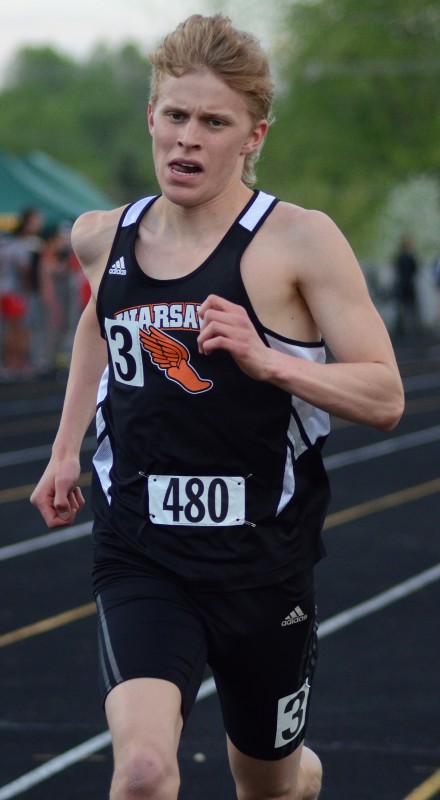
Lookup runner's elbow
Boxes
[374,391,405,432]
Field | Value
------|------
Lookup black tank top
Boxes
[92,190,331,589]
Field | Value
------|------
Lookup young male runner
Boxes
[31,14,404,800]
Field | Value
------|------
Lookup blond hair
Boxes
[149,14,274,186]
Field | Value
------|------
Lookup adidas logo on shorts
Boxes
[109,257,127,275]
[281,606,308,626]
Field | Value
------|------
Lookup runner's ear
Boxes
[240,119,269,155]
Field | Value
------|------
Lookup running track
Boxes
[0,335,439,799]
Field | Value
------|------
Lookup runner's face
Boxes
[148,69,266,206]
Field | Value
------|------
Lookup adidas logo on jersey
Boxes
[109,257,127,275]
[281,606,308,626]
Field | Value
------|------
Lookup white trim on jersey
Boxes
[93,436,113,505]
[122,196,157,227]
[239,191,275,231]
[277,444,295,516]
[264,335,330,516]
[94,366,114,505]
[96,406,106,439]
[264,334,330,445]
[97,365,110,404]
[122,192,273,231]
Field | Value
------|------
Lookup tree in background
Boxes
[0,44,155,201]
[0,0,439,263]
[257,0,440,257]
[374,176,440,264]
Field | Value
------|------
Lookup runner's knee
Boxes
[236,787,289,800]
[110,745,180,800]
[297,747,322,800]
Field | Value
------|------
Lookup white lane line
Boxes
[324,424,440,470]
[318,562,440,638]
[0,437,96,468]
[0,563,438,799]
[0,523,93,562]
[402,372,440,391]
[0,732,112,800]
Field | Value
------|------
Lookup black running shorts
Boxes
[93,540,318,761]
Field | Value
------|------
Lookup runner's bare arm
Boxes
[30,209,124,528]
[30,297,108,527]
[197,208,404,431]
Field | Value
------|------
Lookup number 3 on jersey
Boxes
[105,318,144,386]
[148,475,246,527]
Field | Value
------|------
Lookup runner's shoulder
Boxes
[71,205,128,271]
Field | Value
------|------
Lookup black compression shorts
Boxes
[93,539,318,761]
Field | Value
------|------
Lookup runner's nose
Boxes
[177,121,201,149]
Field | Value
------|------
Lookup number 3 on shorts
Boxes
[275,680,310,748]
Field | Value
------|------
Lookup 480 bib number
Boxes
[148,475,245,527]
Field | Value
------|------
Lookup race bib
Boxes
[148,475,245,526]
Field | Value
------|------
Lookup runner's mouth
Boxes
[170,161,202,175]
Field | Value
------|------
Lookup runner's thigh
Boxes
[203,574,318,760]
[95,574,208,721]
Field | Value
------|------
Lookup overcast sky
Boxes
[1,0,283,89]
[1,0,211,82]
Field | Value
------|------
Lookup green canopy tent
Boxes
[0,150,115,230]
[23,151,116,215]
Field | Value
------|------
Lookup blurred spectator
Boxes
[39,223,86,372]
[432,251,440,334]
[68,238,91,313]
[62,222,91,333]
[0,207,44,375]
[393,235,420,337]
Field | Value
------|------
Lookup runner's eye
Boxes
[167,112,185,122]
